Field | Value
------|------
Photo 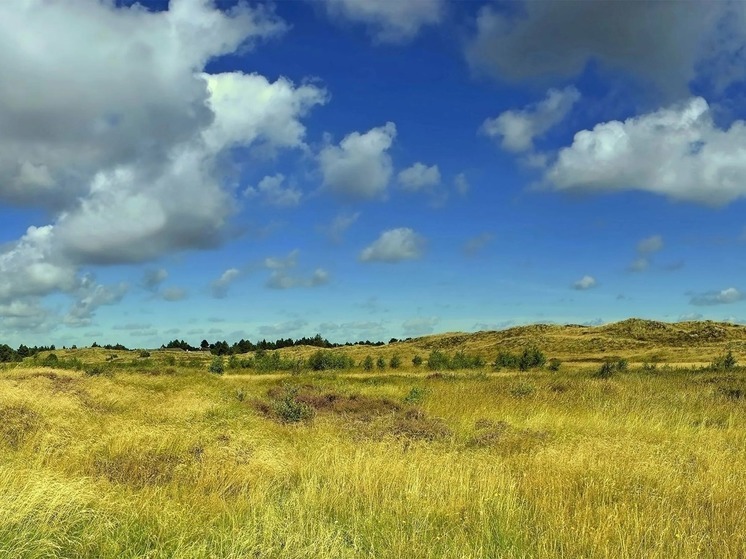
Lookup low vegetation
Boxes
[1,320,746,557]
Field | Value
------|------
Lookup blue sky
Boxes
[2,0,746,348]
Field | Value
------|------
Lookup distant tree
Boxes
[376,356,386,370]
[201,339,209,350]
[389,354,402,369]
[362,355,374,371]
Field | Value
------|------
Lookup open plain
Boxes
[1,319,745,558]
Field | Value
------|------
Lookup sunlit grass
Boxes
[1,358,745,558]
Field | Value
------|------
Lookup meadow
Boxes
[1,320,745,558]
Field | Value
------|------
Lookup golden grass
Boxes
[1,354,745,557]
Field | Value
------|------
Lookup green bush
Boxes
[493,351,520,369]
[362,355,374,371]
[139,350,151,358]
[273,389,315,423]
[412,355,423,367]
[711,350,738,371]
[389,354,402,369]
[308,350,353,371]
[427,350,451,370]
[519,347,546,371]
[376,356,386,370]
[593,360,624,379]
[209,356,224,375]
[547,358,561,371]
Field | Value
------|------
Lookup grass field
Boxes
[1,326,746,558]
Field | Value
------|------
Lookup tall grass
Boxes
[0,364,744,557]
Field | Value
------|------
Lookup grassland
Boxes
[1,319,746,558]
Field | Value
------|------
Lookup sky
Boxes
[3,0,746,348]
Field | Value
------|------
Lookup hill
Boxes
[397,318,746,365]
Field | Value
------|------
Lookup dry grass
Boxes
[1,330,746,557]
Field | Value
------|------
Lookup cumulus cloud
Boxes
[65,277,128,327]
[360,228,425,263]
[481,87,580,152]
[397,162,441,191]
[690,287,744,306]
[547,98,746,206]
[319,0,445,43]
[319,123,397,199]
[465,1,737,98]
[211,268,241,299]
[0,1,326,327]
[263,250,329,289]
[244,173,302,207]
[573,275,597,290]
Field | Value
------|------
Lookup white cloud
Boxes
[360,228,424,263]
[482,87,580,152]
[690,287,744,306]
[202,72,327,154]
[465,1,736,98]
[0,1,328,327]
[211,268,241,299]
[263,250,329,289]
[244,174,302,207]
[65,277,128,327]
[319,0,445,43]
[573,275,597,290]
[319,123,397,199]
[547,97,746,206]
[397,162,441,191]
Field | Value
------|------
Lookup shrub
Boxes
[209,356,224,375]
[711,350,738,371]
[44,353,59,366]
[308,350,353,371]
[362,355,374,371]
[519,347,546,371]
[451,351,485,369]
[272,389,315,423]
[427,350,451,370]
[493,351,520,369]
[389,354,402,369]
[376,356,386,370]
[138,350,151,358]
[593,361,617,379]
[412,355,423,367]
[547,358,561,371]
